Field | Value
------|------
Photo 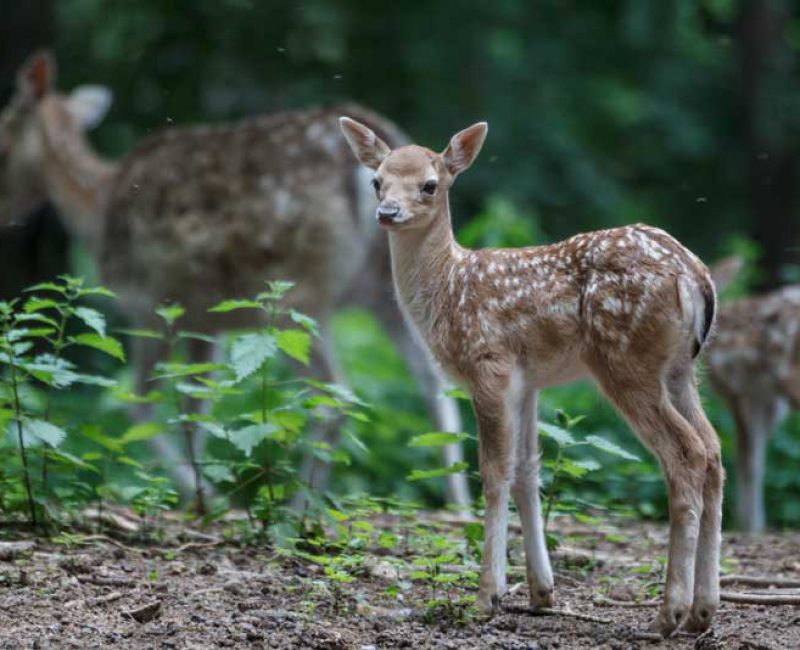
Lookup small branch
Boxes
[593,596,658,608]
[720,575,800,589]
[721,591,800,605]
[503,603,613,624]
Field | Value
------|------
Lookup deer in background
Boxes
[706,257,800,533]
[340,116,722,637]
[0,50,470,510]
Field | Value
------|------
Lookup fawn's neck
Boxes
[387,196,464,338]
[39,99,117,255]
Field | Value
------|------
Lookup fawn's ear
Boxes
[442,122,488,177]
[339,117,391,170]
[17,50,56,103]
[66,85,113,130]
[708,255,745,292]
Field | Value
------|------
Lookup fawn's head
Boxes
[0,51,112,225]
[340,117,487,231]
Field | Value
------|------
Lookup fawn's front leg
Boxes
[510,389,554,608]
[473,375,515,615]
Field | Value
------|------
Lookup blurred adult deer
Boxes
[340,116,722,637]
[0,51,470,509]
[706,257,800,533]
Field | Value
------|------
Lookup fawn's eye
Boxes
[422,180,437,195]
[372,178,381,194]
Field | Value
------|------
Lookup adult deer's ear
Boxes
[66,86,113,130]
[339,117,391,170]
[17,50,56,102]
[442,122,488,177]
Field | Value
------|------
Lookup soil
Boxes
[0,514,797,649]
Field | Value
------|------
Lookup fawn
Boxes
[340,116,722,636]
[707,257,800,533]
[0,50,470,510]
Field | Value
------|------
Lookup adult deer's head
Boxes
[339,116,487,231]
[0,51,112,225]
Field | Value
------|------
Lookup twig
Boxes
[720,575,800,589]
[88,591,124,606]
[77,575,135,587]
[77,534,146,555]
[503,603,613,624]
[593,596,658,608]
[721,591,800,605]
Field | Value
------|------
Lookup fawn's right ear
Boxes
[339,117,391,170]
[709,255,745,292]
[16,50,56,103]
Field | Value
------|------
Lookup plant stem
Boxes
[543,447,563,531]
[9,351,36,526]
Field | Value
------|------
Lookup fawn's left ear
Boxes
[442,122,488,177]
[339,117,391,170]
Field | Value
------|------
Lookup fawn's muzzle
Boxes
[376,201,403,226]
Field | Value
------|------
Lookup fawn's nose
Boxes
[376,201,402,225]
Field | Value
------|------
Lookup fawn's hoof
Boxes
[476,593,503,618]
[683,603,716,634]
[529,585,554,609]
[650,603,690,638]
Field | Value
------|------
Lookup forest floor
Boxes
[0,511,797,650]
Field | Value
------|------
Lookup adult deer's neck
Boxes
[39,100,118,255]
[387,195,465,337]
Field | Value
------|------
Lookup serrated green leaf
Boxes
[116,328,163,340]
[230,332,277,382]
[23,297,59,313]
[584,435,640,461]
[71,333,125,361]
[77,286,116,299]
[24,282,67,295]
[538,422,576,446]
[276,329,311,365]
[407,461,469,482]
[408,431,468,447]
[230,423,280,456]
[74,306,106,337]
[10,418,68,448]
[155,303,185,326]
[120,422,163,444]
[289,310,319,336]
[208,299,262,313]
[443,387,471,401]
[153,362,225,379]
[16,311,58,327]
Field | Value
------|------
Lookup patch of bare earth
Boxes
[0,516,797,649]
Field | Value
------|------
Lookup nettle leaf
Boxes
[573,458,601,472]
[289,310,319,336]
[116,328,163,340]
[78,286,116,299]
[538,422,576,447]
[153,362,225,379]
[407,461,469,482]
[10,418,68,448]
[71,333,125,361]
[155,303,185,326]
[229,423,280,457]
[120,422,163,444]
[208,299,262,313]
[276,329,311,365]
[16,312,59,327]
[408,432,469,447]
[23,297,59,313]
[443,387,471,401]
[230,332,277,382]
[585,435,641,461]
[25,282,67,295]
[74,306,106,337]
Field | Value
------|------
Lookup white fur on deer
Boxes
[340,116,723,637]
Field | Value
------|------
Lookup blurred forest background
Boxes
[1,0,799,529]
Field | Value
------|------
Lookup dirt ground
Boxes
[0,514,798,650]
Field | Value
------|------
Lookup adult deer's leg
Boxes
[373,301,471,508]
[473,367,515,614]
[132,336,197,498]
[729,398,774,534]
[290,323,345,512]
[668,369,724,633]
[510,388,554,608]
[597,373,707,637]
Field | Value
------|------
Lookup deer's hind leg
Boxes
[666,365,723,633]
[591,362,708,638]
[510,387,554,608]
